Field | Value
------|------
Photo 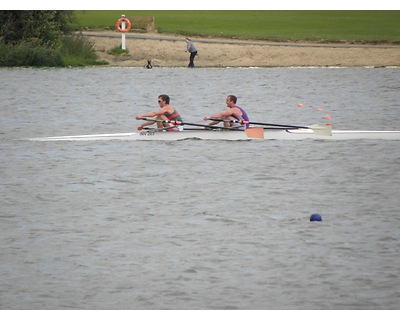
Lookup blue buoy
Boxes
[310,213,322,222]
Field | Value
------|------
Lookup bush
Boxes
[0,11,107,67]
[0,11,72,47]
[0,34,107,67]
[0,41,64,67]
[60,34,96,60]
[59,33,106,66]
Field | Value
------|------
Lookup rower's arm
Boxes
[137,119,156,130]
[205,109,235,120]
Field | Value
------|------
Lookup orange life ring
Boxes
[116,17,131,33]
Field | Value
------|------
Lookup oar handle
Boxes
[140,117,177,123]
[140,117,242,130]
[208,118,308,129]
[208,118,246,124]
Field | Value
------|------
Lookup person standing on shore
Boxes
[185,37,198,68]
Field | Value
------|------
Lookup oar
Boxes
[208,118,332,136]
[140,117,243,131]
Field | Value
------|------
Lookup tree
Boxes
[0,10,73,48]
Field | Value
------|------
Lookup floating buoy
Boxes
[323,115,331,120]
[316,107,323,112]
[297,103,304,107]
[310,213,322,222]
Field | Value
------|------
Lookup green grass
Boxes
[0,34,107,67]
[72,10,400,43]
[60,34,108,66]
[107,45,129,56]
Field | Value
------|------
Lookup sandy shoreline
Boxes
[83,31,400,68]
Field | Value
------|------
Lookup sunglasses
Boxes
[158,100,162,103]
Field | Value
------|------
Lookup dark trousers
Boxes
[188,51,197,67]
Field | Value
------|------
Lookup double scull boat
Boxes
[27,126,400,141]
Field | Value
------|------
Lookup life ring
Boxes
[116,17,131,33]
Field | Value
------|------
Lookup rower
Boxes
[203,95,250,130]
[136,94,184,131]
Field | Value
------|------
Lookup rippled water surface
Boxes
[1,67,399,309]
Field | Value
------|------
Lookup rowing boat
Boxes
[27,127,400,141]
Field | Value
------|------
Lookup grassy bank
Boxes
[0,34,106,67]
[72,10,400,43]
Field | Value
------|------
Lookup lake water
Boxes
[1,67,399,310]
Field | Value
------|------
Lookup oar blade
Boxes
[309,124,332,136]
[245,127,265,139]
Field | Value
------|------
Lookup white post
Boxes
[121,15,126,50]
